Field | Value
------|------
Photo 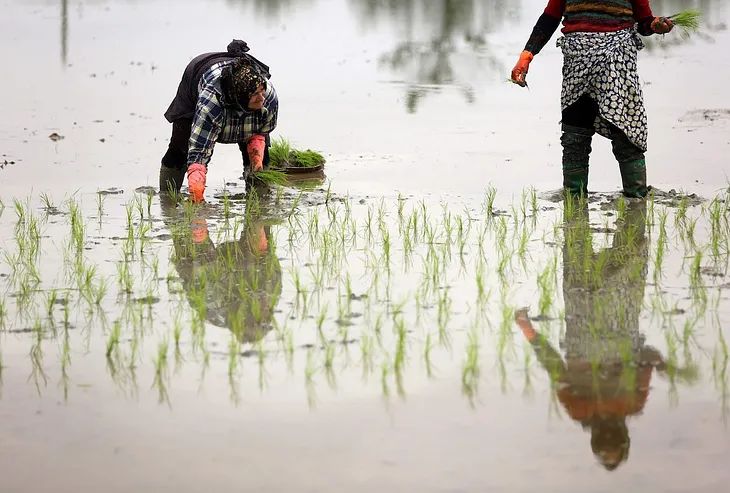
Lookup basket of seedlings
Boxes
[268,136,326,175]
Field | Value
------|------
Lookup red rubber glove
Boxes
[247,134,266,172]
[187,163,207,203]
[651,17,674,34]
[511,50,534,87]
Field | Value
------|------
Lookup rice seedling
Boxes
[669,9,702,39]
[482,184,497,216]
[253,169,288,186]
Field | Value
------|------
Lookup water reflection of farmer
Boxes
[515,199,697,471]
[159,39,278,203]
[161,196,283,344]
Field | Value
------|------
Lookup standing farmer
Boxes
[160,40,279,203]
[510,1,673,198]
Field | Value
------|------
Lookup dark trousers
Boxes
[160,118,271,170]
[561,94,644,163]
[562,94,599,130]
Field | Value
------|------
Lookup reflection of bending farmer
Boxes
[160,39,279,203]
[515,200,696,471]
[162,198,283,344]
[510,1,674,198]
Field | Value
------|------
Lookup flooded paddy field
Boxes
[1,0,730,492]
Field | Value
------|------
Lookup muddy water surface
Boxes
[1,1,730,492]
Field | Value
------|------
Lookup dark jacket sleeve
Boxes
[524,0,564,55]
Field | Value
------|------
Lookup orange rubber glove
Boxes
[511,50,534,87]
[187,163,207,203]
[247,134,266,172]
[651,16,673,34]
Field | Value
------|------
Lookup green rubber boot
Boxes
[159,164,185,197]
[610,126,648,199]
[618,159,648,199]
[561,124,594,198]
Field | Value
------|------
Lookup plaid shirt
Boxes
[188,60,278,167]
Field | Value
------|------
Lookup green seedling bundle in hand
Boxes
[668,9,702,39]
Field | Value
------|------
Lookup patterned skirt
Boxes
[557,28,648,152]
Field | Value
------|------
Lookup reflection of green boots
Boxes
[610,127,648,199]
[561,124,594,197]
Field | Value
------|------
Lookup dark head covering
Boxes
[221,59,267,109]
[589,417,630,471]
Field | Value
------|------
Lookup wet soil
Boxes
[1,1,730,492]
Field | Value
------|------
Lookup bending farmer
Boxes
[510,1,673,198]
[160,40,279,202]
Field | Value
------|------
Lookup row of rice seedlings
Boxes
[2,185,724,408]
[104,184,724,404]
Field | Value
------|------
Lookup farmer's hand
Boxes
[651,17,674,34]
[187,163,207,203]
[511,50,534,87]
[247,134,266,173]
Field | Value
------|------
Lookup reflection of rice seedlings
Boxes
[116,260,133,294]
[393,316,407,373]
[537,265,554,316]
[511,203,520,226]
[475,261,487,304]
[517,223,531,259]
[154,336,169,378]
[462,329,480,401]
[653,211,669,281]
[498,304,515,359]
[497,248,512,278]
[423,332,434,379]
[522,344,534,398]
[105,320,122,357]
[689,248,703,286]
[0,297,6,331]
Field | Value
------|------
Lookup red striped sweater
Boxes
[524,0,657,54]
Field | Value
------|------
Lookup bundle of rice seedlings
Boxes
[505,78,529,90]
[669,9,702,39]
[268,136,324,169]
[252,169,288,186]
[268,136,292,168]
[290,149,325,168]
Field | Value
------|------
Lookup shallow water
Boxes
[1,0,730,491]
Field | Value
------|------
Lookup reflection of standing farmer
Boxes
[515,200,697,471]
[160,39,279,203]
[510,1,674,198]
